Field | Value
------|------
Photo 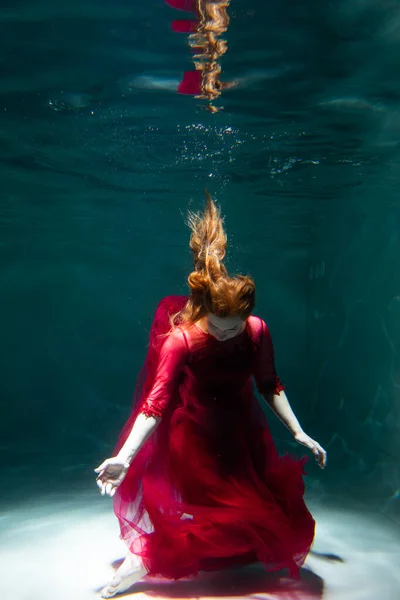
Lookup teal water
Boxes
[2,0,400,538]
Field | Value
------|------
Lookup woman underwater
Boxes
[95,192,327,598]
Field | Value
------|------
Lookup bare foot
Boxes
[101,554,147,598]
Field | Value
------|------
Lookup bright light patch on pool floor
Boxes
[1,491,399,600]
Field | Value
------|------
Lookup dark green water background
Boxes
[1,0,400,521]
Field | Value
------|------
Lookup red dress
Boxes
[113,296,315,580]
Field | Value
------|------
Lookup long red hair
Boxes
[173,191,255,326]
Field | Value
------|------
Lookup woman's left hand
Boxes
[294,431,327,469]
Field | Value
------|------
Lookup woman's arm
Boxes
[95,329,188,496]
[263,389,327,468]
[252,318,327,468]
[116,413,161,466]
[262,390,303,436]
[95,414,161,496]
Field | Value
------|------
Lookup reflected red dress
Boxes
[113,296,315,580]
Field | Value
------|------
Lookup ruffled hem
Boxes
[141,406,164,419]
[275,376,285,394]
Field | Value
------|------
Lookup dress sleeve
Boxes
[140,329,188,419]
[252,318,285,396]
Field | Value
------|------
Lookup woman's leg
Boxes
[101,552,148,598]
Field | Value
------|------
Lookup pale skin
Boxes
[94,313,327,597]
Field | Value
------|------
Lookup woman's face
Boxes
[205,314,246,341]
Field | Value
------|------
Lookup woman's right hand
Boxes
[94,457,130,497]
